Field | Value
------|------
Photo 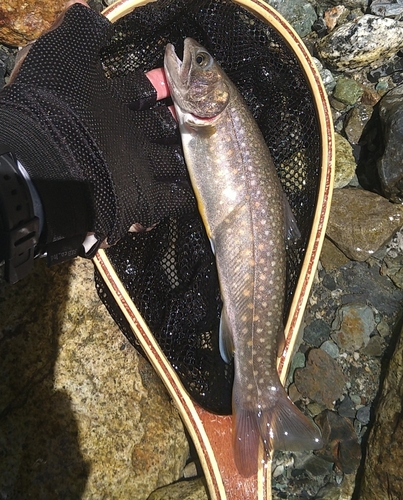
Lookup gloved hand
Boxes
[0,1,195,265]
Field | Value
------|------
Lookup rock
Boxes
[314,410,361,474]
[370,0,403,18]
[344,104,374,144]
[338,261,403,317]
[0,258,189,499]
[266,0,317,37]
[337,395,357,419]
[293,451,333,477]
[320,237,350,271]
[317,15,403,71]
[361,334,384,356]
[331,303,375,352]
[334,134,357,188]
[356,404,371,424]
[326,188,403,261]
[320,340,340,359]
[313,57,336,93]
[0,0,67,46]
[303,318,331,347]
[148,478,208,500]
[358,324,403,499]
[323,5,348,31]
[333,77,363,105]
[294,348,346,408]
[376,84,403,202]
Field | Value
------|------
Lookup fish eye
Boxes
[195,52,211,68]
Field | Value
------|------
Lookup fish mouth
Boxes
[164,40,191,92]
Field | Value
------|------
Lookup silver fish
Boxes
[164,38,322,477]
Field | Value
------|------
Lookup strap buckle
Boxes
[0,150,39,284]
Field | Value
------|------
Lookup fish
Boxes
[164,37,322,477]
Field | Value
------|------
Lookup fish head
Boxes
[164,38,230,125]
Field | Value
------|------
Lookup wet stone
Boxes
[294,348,346,408]
[326,188,403,261]
[315,410,362,474]
[317,15,403,71]
[331,303,375,352]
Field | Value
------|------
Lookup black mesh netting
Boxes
[95,0,321,415]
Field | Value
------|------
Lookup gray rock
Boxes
[334,134,357,188]
[317,15,403,71]
[377,84,403,202]
[326,188,403,261]
[320,340,340,359]
[266,0,317,37]
[338,395,357,419]
[370,0,403,18]
[356,405,371,424]
[303,318,331,347]
[313,57,336,93]
[331,303,375,352]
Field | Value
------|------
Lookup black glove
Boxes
[0,3,195,266]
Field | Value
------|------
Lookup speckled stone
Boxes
[317,15,403,71]
[0,258,189,499]
[326,188,403,261]
[0,0,67,46]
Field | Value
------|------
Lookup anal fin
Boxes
[219,306,234,363]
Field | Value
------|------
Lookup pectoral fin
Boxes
[284,193,301,243]
[219,306,234,363]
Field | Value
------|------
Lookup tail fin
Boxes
[233,387,322,477]
[261,388,322,452]
[232,407,262,477]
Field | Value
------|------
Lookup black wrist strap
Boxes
[0,147,39,284]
